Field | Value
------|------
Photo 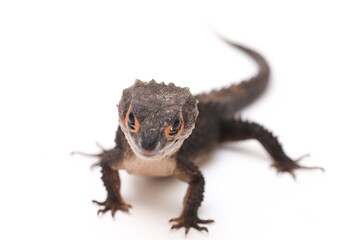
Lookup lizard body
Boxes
[76,40,323,234]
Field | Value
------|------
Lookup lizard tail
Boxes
[196,40,270,118]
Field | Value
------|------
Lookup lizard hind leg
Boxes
[220,119,324,179]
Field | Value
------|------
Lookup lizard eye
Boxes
[125,105,139,132]
[165,113,184,138]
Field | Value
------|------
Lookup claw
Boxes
[93,198,132,217]
[111,208,116,217]
[120,203,132,212]
[289,170,297,181]
[300,165,325,172]
[194,225,208,232]
[90,162,100,170]
[271,154,325,180]
[97,206,110,216]
[92,200,106,206]
[295,154,310,163]
[197,218,214,224]
[71,142,107,158]
[170,215,214,234]
[72,143,109,170]
[171,222,184,230]
[169,217,180,223]
[95,142,105,151]
[71,151,102,157]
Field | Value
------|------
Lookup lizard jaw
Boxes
[124,131,167,160]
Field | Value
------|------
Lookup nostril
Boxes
[141,140,158,151]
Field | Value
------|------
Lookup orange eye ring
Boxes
[165,112,184,138]
[125,105,139,133]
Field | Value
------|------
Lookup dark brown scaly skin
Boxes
[76,40,323,234]
[220,119,323,179]
[76,128,132,216]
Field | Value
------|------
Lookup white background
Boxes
[1,1,359,239]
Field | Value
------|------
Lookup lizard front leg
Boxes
[74,146,131,216]
[94,160,132,216]
[220,119,324,179]
[170,157,214,234]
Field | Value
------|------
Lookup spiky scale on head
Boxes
[126,79,194,107]
[118,79,198,160]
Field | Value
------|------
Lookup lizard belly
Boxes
[121,155,177,177]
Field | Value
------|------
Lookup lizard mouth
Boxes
[127,137,165,160]
[132,147,164,160]
[137,150,163,160]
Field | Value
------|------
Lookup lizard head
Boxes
[118,79,199,160]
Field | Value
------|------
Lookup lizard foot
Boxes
[93,198,132,217]
[169,214,214,234]
[271,154,324,180]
